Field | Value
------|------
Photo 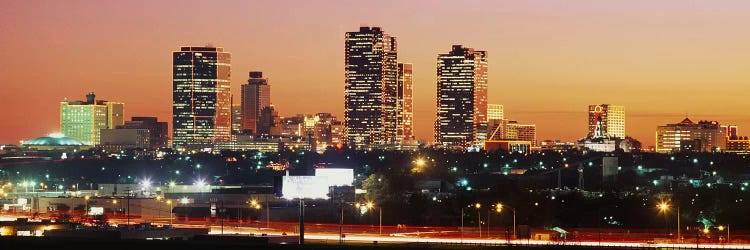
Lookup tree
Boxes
[362,174,390,203]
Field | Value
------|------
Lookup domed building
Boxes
[22,133,89,151]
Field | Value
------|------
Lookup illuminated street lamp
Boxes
[496,203,517,239]
[717,224,730,243]
[354,201,381,236]
[412,158,427,173]
[249,199,263,229]
[156,195,163,222]
[657,201,670,238]
[84,195,91,215]
[475,203,482,238]
[166,200,173,225]
[112,199,118,217]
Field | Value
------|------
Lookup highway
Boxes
[4,214,750,249]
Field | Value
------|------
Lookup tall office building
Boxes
[344,26,398,146]
[435,45,488,148]
[241,71,270,134]
[588,104,625,139]
[231,104,242,135]
[60,92,124,146]
[172,46,231,148]
[397,63,414,143]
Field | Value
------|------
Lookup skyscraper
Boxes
[231,104,242,135]
[60,92,124,146]
[435,45,488,148]
[344,26,398,146]
[397,62,414,143]
[241,71,270,134]
[588,104,625,139]
[172,46,231,148]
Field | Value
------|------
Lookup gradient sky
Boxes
[2,0,750,146]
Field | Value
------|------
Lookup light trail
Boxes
[5,215,750,249]
[206,225,750,249]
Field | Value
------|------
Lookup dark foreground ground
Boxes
[0,237,664,250]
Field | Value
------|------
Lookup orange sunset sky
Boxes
[2,0,750,147]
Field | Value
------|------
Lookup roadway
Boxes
[5,214,750,249]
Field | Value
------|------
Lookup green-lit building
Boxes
[60,92,124,145]
[22,133,88,151]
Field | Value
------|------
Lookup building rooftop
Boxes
[23,133,84,146]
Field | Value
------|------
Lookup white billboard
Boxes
[281,176,330,200]
[315,168,354,187]
[89,207,104,216]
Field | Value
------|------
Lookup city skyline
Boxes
[4,1,750,147]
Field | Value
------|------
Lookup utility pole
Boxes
[379,207,382,236]
[266,195,270,229]
[487,209,490,238]
[339,205,344,244]
[127,193,131,225]
[512,208,516,239]
[220,200,225,235]
[299,199,305,245]
[478,209,481,238]
[460,207,464,242]
[677,205,682,243]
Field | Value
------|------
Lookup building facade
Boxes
[257,105,281,136]
[588,104,625,139]
[488,104,504,121]
[726,137,750,153]
[172,46,232,148]
[60,92,124,145]
[231,104,242,135]
[281,115,305,138]
[487,119,537,146]
[656,118,726,153]
[100,128,150,151]
[124,117,168,148]
[397,62,414,144]
[435,45,488,148]
[241,71,270,134]
[344,26,398,146]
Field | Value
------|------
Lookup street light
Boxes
[415,158,426,167]
[112,199,118,217]
[718,224,729,243]
[250,199,262,229]
[354,201,381,235]
[84,195,90,216]
[496,203,517,240]
[363,201,381,235]
[156,195,162,223]
[657,201,670,238]
[412,158,427,173]
[166,200,173,225]
[475,203,482,238]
